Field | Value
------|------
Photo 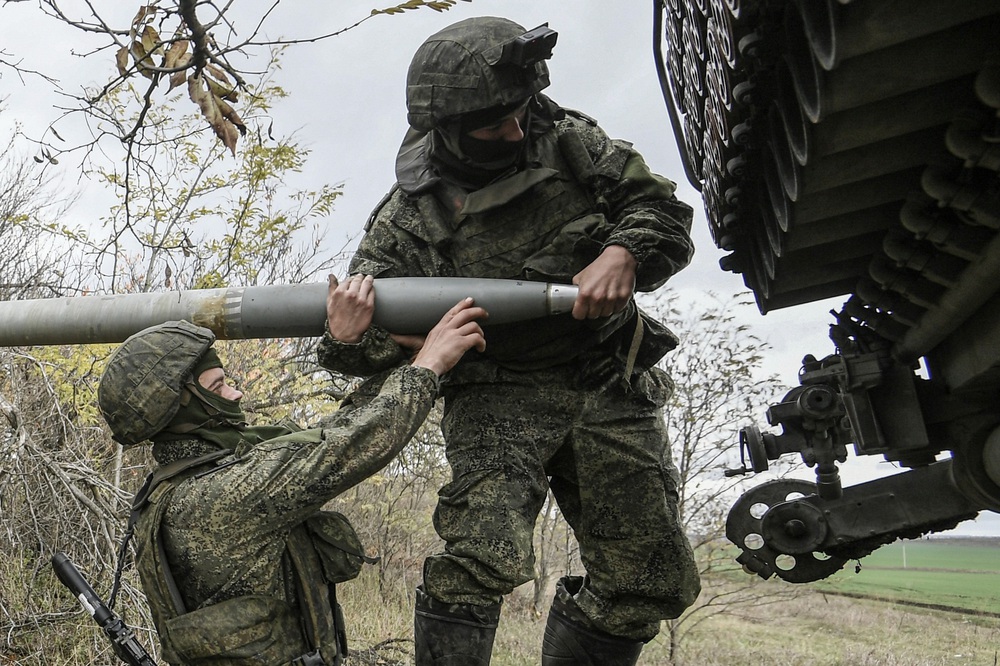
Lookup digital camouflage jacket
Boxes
[132,365,438,666]
[318,97,694,383]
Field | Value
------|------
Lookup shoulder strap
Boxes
[365,185,400,233]
[287,527,345,665]
[131,449,233,515]
[108,449,234,610]
[558,132,599,183]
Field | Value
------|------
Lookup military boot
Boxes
[413,585,500,665]
[541,576,644,666]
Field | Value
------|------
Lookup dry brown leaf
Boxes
[167,52,192,91]
[205,63,230,85]
[140,25,162,56]
[163,39,189,69]
[188,75,221,125]
[217,98,247,136]
[130,41,156,80]
[168,70,186,91]
[188,75,239,156]
[221,121,240,156]
[115,45,130,78]
[130,5,150,33]
[205,75,238,103]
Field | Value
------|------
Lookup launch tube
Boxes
[0,278,579,347]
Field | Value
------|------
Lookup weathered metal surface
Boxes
[655,0,1000,580]
[0,278,579,346]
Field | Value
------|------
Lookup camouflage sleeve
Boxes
[168,364,438,535]
[318,190,439,377]
[316,326,407,378]
[572,119,696,292]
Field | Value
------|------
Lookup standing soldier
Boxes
[319,17,701,665]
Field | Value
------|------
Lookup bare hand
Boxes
[389,333,425,354]
[571,245,637,320]
[326,274,375,343]
[411,298,488,377]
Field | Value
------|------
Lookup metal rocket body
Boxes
[0,278,579,346]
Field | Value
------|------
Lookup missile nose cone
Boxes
[547,284,579,316]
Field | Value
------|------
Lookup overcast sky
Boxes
[1,0,837,373]
[2,0,996,535]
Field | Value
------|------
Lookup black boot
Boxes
[541,577,644,666]
[413,585,500,665]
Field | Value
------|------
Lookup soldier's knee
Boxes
[422,551,533,606]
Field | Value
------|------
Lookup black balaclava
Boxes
[458,98,531,164]
[430,97,535,189]
[396,94,564,195]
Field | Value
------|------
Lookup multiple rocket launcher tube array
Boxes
[0,278,580,346]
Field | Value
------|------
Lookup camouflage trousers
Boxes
[424,363,701,642]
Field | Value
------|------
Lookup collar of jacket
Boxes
[395,94,563,196]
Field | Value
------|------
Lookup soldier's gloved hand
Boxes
[571,245,637,320]
[411,298,487,377]
[326,274,375,343]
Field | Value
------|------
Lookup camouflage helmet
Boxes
[406,17,555,132]
[98,320,216,448]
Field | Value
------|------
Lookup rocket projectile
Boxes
[0,278,579,347]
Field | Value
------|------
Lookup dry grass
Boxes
[666,590,1000,666]
[340,570,1000,666]
[5,558,998,666]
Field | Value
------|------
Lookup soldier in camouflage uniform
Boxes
[97,275,486,666]
[317,17,701,666]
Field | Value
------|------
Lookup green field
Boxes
[814,537,1000,615]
